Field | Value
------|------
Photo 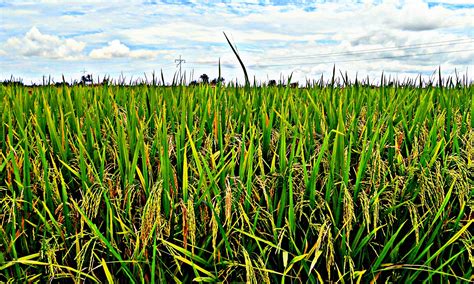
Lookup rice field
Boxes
[0,80,473,283]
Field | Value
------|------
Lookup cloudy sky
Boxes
[0,0,473,84]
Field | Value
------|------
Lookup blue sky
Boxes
[0,0,473,84]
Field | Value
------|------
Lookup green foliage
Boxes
[0,83,472,283]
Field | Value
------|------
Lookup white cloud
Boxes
[374,0,466,31]
[89,40,130,58]
[3,27,86,59]
[89,40,160,59]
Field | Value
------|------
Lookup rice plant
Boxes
[0,78,472,283]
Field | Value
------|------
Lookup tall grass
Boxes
[0,81,472,282]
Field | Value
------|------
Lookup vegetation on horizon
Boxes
[0,78,472,282]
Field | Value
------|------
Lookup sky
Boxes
[0,0,473,85]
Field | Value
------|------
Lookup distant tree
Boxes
[268,80,277,87]
[200,74,209,84]
[290,82,299,88]
[80,74,93,85]
[189,80,198,86]
[1,79,24,86]
[210,77,225,86]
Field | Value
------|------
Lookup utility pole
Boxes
[175,55,186,84]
